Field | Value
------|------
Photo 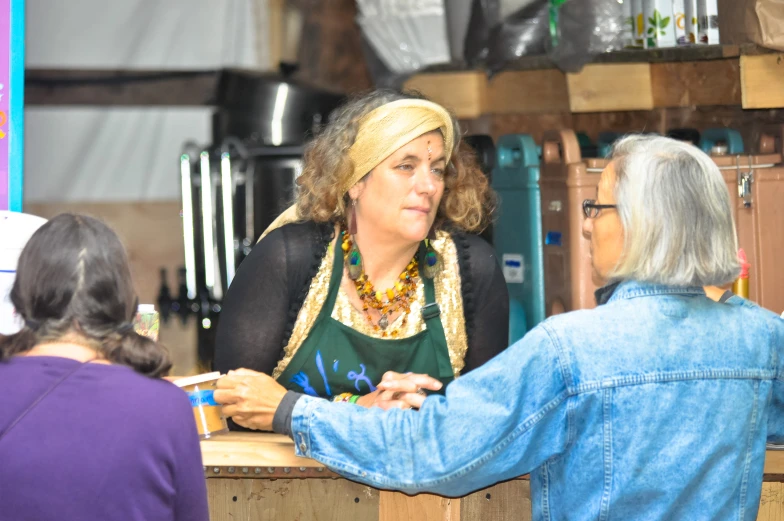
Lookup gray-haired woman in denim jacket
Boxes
[215,135,784,521]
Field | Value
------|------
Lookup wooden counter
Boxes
[201,433,784,521]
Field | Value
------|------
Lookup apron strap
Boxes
[321,232,345,316]
[420,242,442,324]
[420,249,452,380]
[421,282,441,322]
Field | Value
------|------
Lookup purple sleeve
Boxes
[170,395,210,521]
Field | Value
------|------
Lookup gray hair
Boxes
[608,135,740,286]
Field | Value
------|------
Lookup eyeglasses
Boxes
[582,199,617,219]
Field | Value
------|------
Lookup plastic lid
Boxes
[137,304,156,313]
[738,249,750,279]
[173,371,222,388]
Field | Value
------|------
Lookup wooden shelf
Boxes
[25,69,222,106]
[24,68,344,107]
[403,45,782,117]
[422,44,767,73]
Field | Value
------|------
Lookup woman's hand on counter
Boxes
[357,371,442,410]
[213,368,287,431]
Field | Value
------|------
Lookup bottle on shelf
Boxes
[731,248,750,300]
[157,267,173,323]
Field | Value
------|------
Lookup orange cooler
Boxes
[711,134,784,314]
[539,130,602,315]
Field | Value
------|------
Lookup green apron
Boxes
[277,233,454,398]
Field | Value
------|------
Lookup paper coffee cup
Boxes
[174,372,229,439]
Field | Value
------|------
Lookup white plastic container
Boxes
[643,0,676,48]
[620,0,635,48]
[631,0,646,48]
[672,0,697,45]
[697,0,720,44]
[685,0,698,44]
[0,212,47,335]
[674,0,698,45]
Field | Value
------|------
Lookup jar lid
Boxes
[137,304,156,313]
[173,371,222,388]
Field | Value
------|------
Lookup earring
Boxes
[421,226,441,279]
[348,199,357,236]
[347,199,362,280]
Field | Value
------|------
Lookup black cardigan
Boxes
[214,221,510,376]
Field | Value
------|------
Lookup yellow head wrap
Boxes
[259,99,455,241]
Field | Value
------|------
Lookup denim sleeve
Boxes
[767,316,784,442]
[289,324,572,497]
[770,380,784,443]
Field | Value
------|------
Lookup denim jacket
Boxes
[290,281,784,520]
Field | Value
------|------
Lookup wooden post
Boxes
[267,0,285,71]
[379,491,460,521]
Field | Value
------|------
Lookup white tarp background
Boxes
[24,0,268,203]
[25,107,212,202]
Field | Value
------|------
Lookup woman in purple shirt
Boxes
[0,214,209,521]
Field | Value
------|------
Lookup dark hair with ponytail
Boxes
[0,213,171,377]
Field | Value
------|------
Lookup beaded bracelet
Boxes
[333,393,361,404]
[333,392,353,402]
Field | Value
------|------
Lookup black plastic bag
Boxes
[485,0,550,75]
[464,0,626,74]
[547,0,626,73]
[463,0,501,67]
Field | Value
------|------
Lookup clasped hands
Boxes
[212,369,442,432]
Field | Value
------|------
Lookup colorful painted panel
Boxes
[0,0,24,211]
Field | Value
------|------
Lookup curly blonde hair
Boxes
[295,89,495,233]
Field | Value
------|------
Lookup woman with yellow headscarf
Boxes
[214,90,509,409]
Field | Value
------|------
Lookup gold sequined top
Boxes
[271,230,468,379]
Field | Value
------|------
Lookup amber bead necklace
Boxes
[341,231,419,338]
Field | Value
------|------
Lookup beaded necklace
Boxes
[341,232,419,338]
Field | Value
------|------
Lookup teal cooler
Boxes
[699,128,745,155]
[491,134,546,344]
[597,132,622,158]
[576,132,598,159]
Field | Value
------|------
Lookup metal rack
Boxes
[160,73,344,366]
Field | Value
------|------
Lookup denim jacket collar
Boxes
[596,279,705,306]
